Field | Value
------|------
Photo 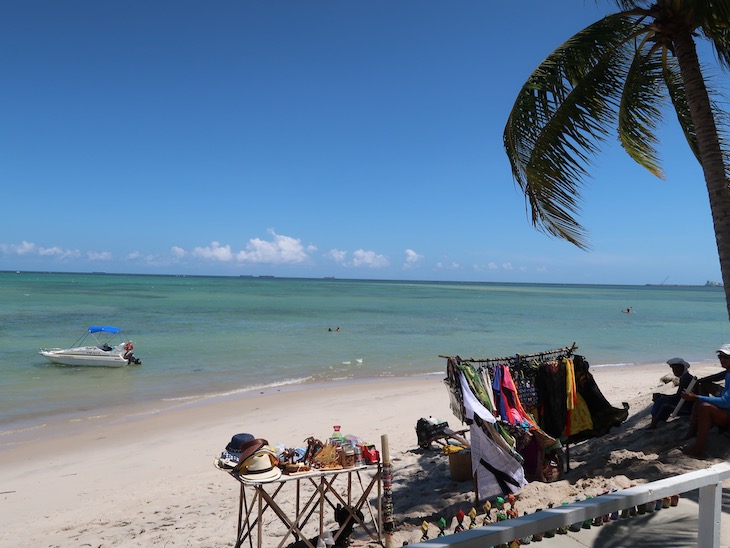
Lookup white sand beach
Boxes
[1,362,729,547]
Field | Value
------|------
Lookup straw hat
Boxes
[237,453,282,482]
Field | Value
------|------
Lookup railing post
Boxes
[698,481,722,548]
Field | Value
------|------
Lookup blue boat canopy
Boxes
[88,326,121,334]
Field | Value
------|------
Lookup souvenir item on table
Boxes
[360,444,380,464]
[230,438,269,473]
[235,452,282,482]
[312,441,342,470]
[218,433,255,468]
[303,437,324,464]
[436,516,447,537]
[284,462,312,474]
[330,425,345,445]
[340,442,356,468]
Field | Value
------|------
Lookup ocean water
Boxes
[1,271,729,435]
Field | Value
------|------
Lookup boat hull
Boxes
[39,347,131,368]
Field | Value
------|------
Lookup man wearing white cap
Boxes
[680,344,730,457]
[648,358,693,429]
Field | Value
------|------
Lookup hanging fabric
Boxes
[470,420,528,500]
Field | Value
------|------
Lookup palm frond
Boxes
[662,53,701,161]
[504,13,642,248]
[618,35,667,177]
[695,0,730,70]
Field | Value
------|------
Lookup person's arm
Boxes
[697,372,730,408]
[699,370,727,383]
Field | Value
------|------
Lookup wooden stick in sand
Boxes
[381,434,393,548]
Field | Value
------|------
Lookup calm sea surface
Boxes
[2,272,729,436]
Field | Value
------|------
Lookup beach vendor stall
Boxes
[442,344,629,501]
[214,431,385,548]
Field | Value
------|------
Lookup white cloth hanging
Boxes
[470,423,527,500]
[459,371,497,424]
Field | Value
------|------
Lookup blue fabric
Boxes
[88,326,121,334]
[492,364,508,420]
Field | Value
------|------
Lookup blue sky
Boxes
[1,1,725,285]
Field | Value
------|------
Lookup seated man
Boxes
[648,358,693,429]
[680,344,730,457]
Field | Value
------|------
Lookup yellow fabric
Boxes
[564,357,577,411]
[567,392,593,435]
[442,444,469,454]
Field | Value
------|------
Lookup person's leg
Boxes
[649,400,672,429]
[684,404,730,457]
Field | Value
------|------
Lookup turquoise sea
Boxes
[2,271,729,439]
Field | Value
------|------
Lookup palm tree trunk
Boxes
[673,30,730,321]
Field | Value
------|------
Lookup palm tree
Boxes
[504,0,730,319]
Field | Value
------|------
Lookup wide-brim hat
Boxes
[229,438,269,471]
[237,452,282,482]
[667,357,690,369]
[219,433,255,468]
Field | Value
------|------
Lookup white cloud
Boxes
[352,249,389,268]
[404,249,423,267]
[236,230,313,264]
[87,251,112,261]
[15,241,36,254]
[0,241,81,260]
[193,241,234,262]
[327,249,347,264]
[436,261,460,270]
[488,262,498,270]
[171,246,186,258]
[502,262,513,270]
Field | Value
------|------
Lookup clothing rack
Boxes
[439,342,577,366]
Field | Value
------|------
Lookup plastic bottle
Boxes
[330,425,345,446]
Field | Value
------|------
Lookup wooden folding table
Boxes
[218,463,383,548]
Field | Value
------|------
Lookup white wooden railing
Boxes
[407,461,730,547]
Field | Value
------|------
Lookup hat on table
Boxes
[237,452,282,482]
[219,433,255,468]
[717,344,730,356]
[219,434,266,468]
[667,358,690,369]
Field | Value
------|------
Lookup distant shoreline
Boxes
[1,270,723,288]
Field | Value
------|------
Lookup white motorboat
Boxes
[39,326,142,367]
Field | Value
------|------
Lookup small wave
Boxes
[0,423,47,437]
[161,376,314,402]
[591,362,635,368]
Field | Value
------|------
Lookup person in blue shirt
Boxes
[680,344,730,457]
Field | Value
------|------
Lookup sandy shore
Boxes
[1,362,729,547]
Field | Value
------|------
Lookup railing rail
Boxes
[409,461,730,547]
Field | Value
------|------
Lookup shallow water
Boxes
[1,272,728,431]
